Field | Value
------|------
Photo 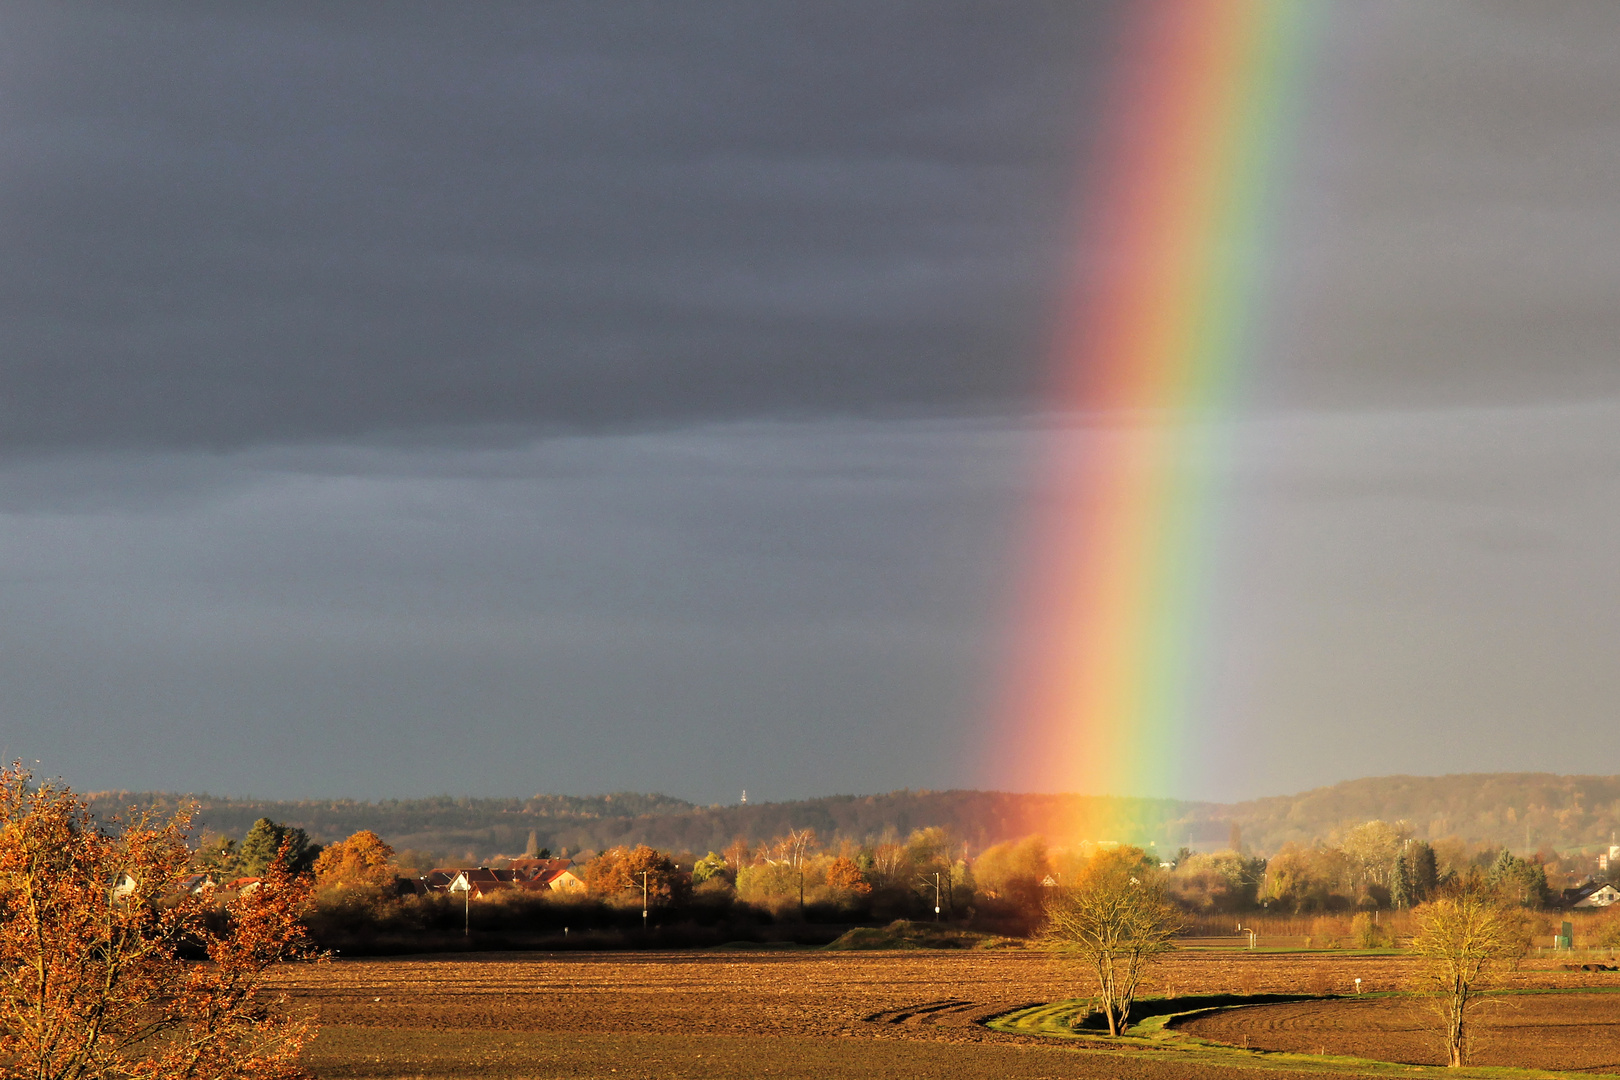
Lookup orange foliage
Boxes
[312,830,396,891]
[973,835,1050,910]
[825,855,872,898]
[582,845,689,905]
[0,763,320,1080]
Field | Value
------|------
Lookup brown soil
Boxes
[269,949,1620,1078]
[1181,990,1620,1073]
[272,949,1066,1043]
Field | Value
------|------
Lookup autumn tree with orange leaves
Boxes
[582,845,689,907]
[0,763,320,1080]
[824,855,871,900]
[312,830,396,892]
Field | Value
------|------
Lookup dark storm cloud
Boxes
[4,3,1617,452]
[1272,2,1620,410]
[0,419,1033,799]
[0,3,1115,451]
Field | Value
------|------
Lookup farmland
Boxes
[1180,991,1620,1072]
[274,948,1620,1079]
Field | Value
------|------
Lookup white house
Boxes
[1572,883,1620,909]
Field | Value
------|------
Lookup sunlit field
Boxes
[277,947,1620,1079]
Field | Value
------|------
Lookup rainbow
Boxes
[996,1,1318,806]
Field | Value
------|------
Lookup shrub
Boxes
[1307,915,1350,949]
[1351,911,1388,949]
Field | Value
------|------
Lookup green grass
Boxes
[985,994,1609,1079]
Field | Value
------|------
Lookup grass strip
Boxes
[984,995,1608,1079]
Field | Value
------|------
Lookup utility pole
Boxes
[934,872,941,922]
[641,870,649,929]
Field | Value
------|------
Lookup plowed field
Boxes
[1180,991,1620,1073]
[270,949,1620,1079]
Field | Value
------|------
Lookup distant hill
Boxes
[84,788,1221,861]
[1224,773,1620,854]
[83,773,1620,862]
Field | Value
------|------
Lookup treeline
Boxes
[966,824,1564,922]
[187,808,1618,954]
[187,816,1115,949]
[263,822,1004,951]
[1200,821,1567,913]
[92,773,1620,866]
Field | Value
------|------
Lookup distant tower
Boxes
[741,790,747,805]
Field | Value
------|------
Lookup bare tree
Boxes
[1410,869,1528,1067]
[1039,848,1182,1036]
[1340,819,1411,894]
[768,828,817,914]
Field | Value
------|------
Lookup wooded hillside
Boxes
[84,773,1620,861]
[1225,773,1620,853]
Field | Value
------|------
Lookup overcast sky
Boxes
[3,2,1619,803]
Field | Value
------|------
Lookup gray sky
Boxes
[3,2,1619,803]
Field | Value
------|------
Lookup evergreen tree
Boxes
[1391,853,1413,909]
[193,833,240,875]
[1410,840,1439,902]
[1486,848,1548,908]
[236,817,321,876]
